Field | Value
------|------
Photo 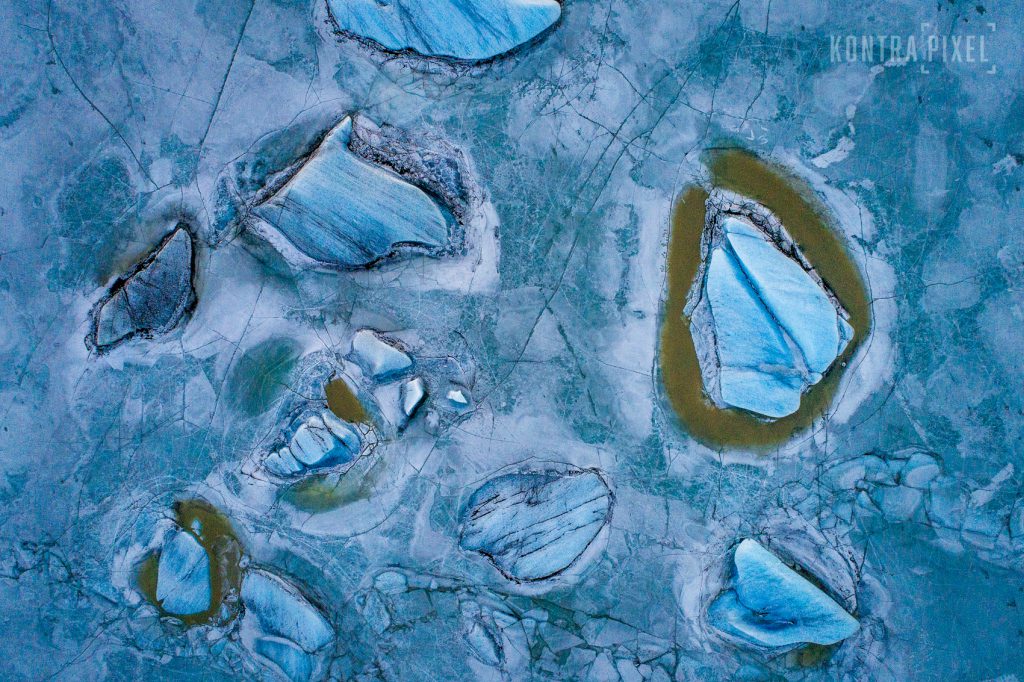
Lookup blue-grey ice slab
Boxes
[89,226,195,352]
[349,329,412,379]
[460,469,613,582]
[255,118,449,270]
[253,637,313,682]
[155,529,211,616]
[264,410,361,477]
[241,569,334,652]
[708,539,859,648]
[327,0,561,61]
[691,214,853,419]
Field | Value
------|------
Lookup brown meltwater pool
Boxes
[325,377,370,424]
[136,499,243,627]
[658,149,871,449]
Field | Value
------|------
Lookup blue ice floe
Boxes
[264,410,363,478]
[708,539,859,648]
[460,469,613,582]
[327,0,561,61]
[155,529,211,616]
[241,569,334,681]
[91,226,195,352]
[255,118,449,270]
[691,215,853,419]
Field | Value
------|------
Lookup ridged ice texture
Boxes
[708,539,859,648]
[701,217,852,418]
[241,570,334,652]
[155,529,211,616]
[460,469,612,582]
[328,0,561,61]
[256,118,448,269]
[91,227,195,352]
[264,410,362,478]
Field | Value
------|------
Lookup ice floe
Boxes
[327,0,561,61]
[264,409,367,478]
[89,225,196,352]
[460,468,613,582]
[708,539,858,648]
[155,529,211,616]
[348,329,412,379]
[686,192,853,419]
[255,117,450,270]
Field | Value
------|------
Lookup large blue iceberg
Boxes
[155,529,211,616]
[687,204,853,419]
[241,570,334,652]
[460,469,613,582]
[327,0,561,61]
[708,539,859,648]
[255,118,449,270]
[264,410,363,478]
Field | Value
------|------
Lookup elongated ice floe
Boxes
[89,225,196,352]
[686,194,853,419]
[460,468,613,582]
[155,529,211,616]
[708,539,858,648]
[255,117,449,270]
[264,409,365,478]
[240,569,334,681]
[327,0,561,61]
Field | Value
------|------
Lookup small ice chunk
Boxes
[708,539,858,648]
[327,0,561,61]
[447,387,470,408]
[156,529,211,616]
[400,377,426,417]
[241,569,334,652]
[460,469,613,582]
[256,118,448,270]
[350,329,412,379]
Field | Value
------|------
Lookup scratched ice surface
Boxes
[1,0,1023,680]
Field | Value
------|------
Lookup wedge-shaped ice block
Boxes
[708,539,858,648]
[349,329,412,379]
[460,469,612,582]
[91,226,195,352]
[156,529,211,616]
[256,118,448,270]
[241,569,334,652]
[328,0,561,61]
[695,216,852,419]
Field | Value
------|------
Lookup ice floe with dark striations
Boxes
[263,409,367,478]
[88,225,196,352]
[348,329,412,379]
[327,0,561,62]
[708,539,859,648]
[460,468,613,582]
[254,117,449,270]
[155,528,211,616]
[686,192,853,419]
[240,569,334,681]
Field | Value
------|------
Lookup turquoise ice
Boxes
[708,539,859,648]
[327,0,561,61]
[256,118,449,270]
[155,529,211,616]
[264,410,362,477]
[699,216,853,418]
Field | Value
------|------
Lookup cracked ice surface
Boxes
[2,0,1024,679]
